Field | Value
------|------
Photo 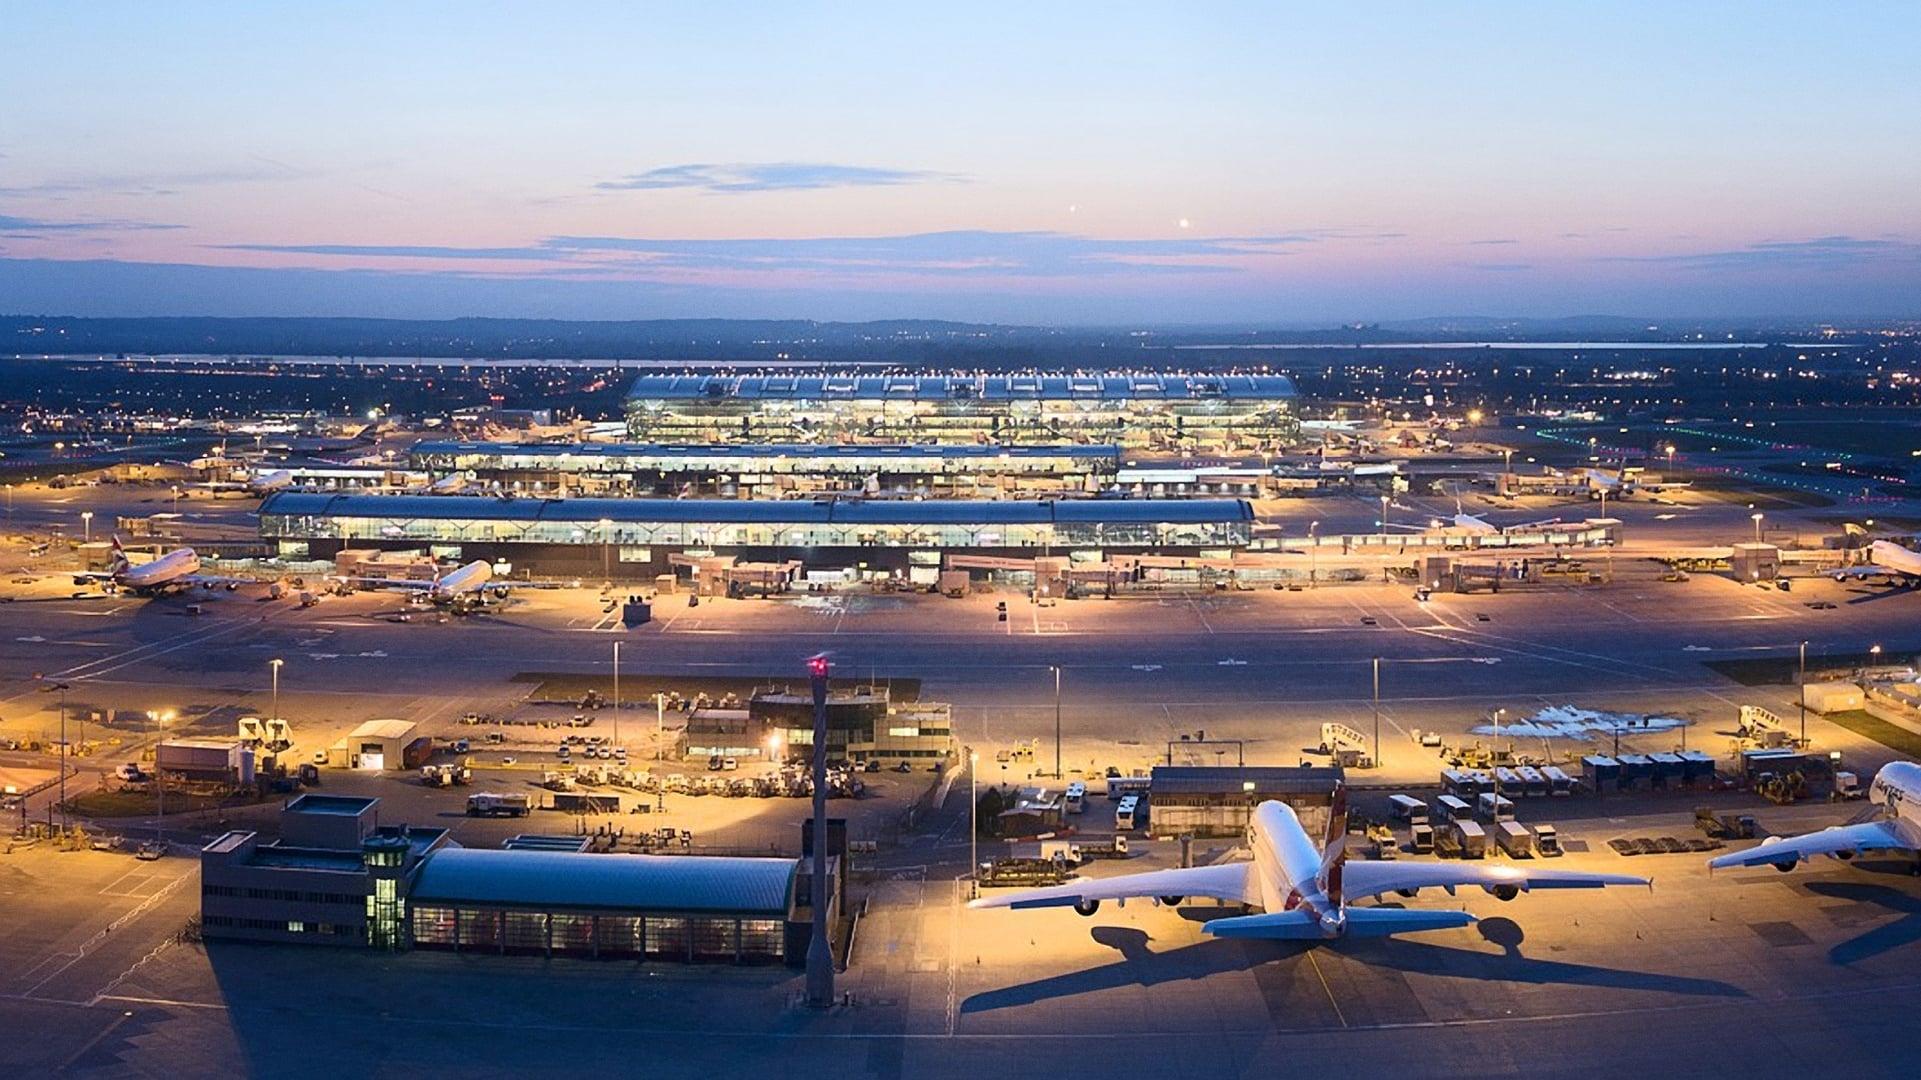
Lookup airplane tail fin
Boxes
[1339,908,1477,937]
[109,535,129,571]
[1318,780,1348,907]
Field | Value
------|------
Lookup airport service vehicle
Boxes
[1115,795,1142,831]
[1388,794,1429,824]
[1064,782,1087,815]
[1831,540,1921,588]
[1107,775,1151,801]
[467,792,531,817]
[73,537,255,597]
[971,789,1646,940]
[1709,761,1921,873]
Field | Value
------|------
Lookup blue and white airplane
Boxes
[970,786,1647,940]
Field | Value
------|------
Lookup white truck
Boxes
[466,792,531,817]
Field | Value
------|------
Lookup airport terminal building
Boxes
[258,491,1258,578]
[409,440,1119,498]
[622,372,1300,450]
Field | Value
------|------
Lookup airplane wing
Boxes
[966,861,1257,910]
[1707,821,1913,870]
[1342,860,1649,900]
[334,575,435,591]
[178,573,258,588]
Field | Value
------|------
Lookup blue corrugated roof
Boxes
[625,372,1296,403]
[261,492,1253,526]
[409,441,1120,461]
[410,849,795,914]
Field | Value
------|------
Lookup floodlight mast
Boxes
[805,654,834,1007]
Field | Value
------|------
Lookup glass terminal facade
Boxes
[622,372,1300,450]
[259,492,1256,574]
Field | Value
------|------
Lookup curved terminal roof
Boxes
[410,849,796,915]
[625,372,1296,403]
[409,441,1121,461]
[261,492,1254,526]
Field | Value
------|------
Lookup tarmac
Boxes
[1,481,1920,1076]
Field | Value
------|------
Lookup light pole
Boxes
[599,517,613,581]
[1798,641,1808,746]
[612,640,621,750]
[1372,657,1382,769]
[81,510,93,544]
[1048,664,1062,780]
[655,691,665,760]
[269,657,283,732]
[1751,512,1764,544]
[1378,494,1390,534]
[51,681,71,829]
[1308,520,1319,587]
[969,750,980,889]
[805,654,834,1008]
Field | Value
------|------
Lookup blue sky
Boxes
[1,2,1917,323]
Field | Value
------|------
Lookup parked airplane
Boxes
[1831,540,1921,587]
[1582,466,1691,499]
[75,537,255,596]
[1391,500,1563,538]
[970,790,1648,940]
[1708,762,1921,873]
[336,560,513,611]
[193,468,294,497]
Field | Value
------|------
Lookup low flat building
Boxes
[1148,765,1344,838]
[325,719,427,772]
[199,795,841,966]
[748,686,954,767]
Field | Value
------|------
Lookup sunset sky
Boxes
[3,2,1918,323]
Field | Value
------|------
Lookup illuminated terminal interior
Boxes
[409,440,1120,498]
[622,371,1300,449]
[259,491,1257,577]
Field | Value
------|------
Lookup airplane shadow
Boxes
[1343,916,1747,998]
[961,914,1746,1014]
[1803,880,1921,965]
[960,926,1306,1014]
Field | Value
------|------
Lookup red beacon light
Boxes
[807,656,830,679]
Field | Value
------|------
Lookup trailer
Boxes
[978,856,1072,887]
[1409,822,1436,853]
[1076,835,1130,859]
[1444,818,1488,858]
[550,791,622,814]
[466,792,531,817]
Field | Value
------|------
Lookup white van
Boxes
[1115,795,1141,831]
[1064,782,1087,815]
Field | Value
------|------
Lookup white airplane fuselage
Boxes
[1869,761,1921,826]
[1245,798,1347,935]
[116,548,202,592]
[430,560,494,603]
[1842,540,1921,584]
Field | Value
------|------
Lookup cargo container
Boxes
[1447,818,1487,858]
[1581,755,1619,789]
[467,792,531,817]
[1495,820,1534,858]
[401,736,434,771]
